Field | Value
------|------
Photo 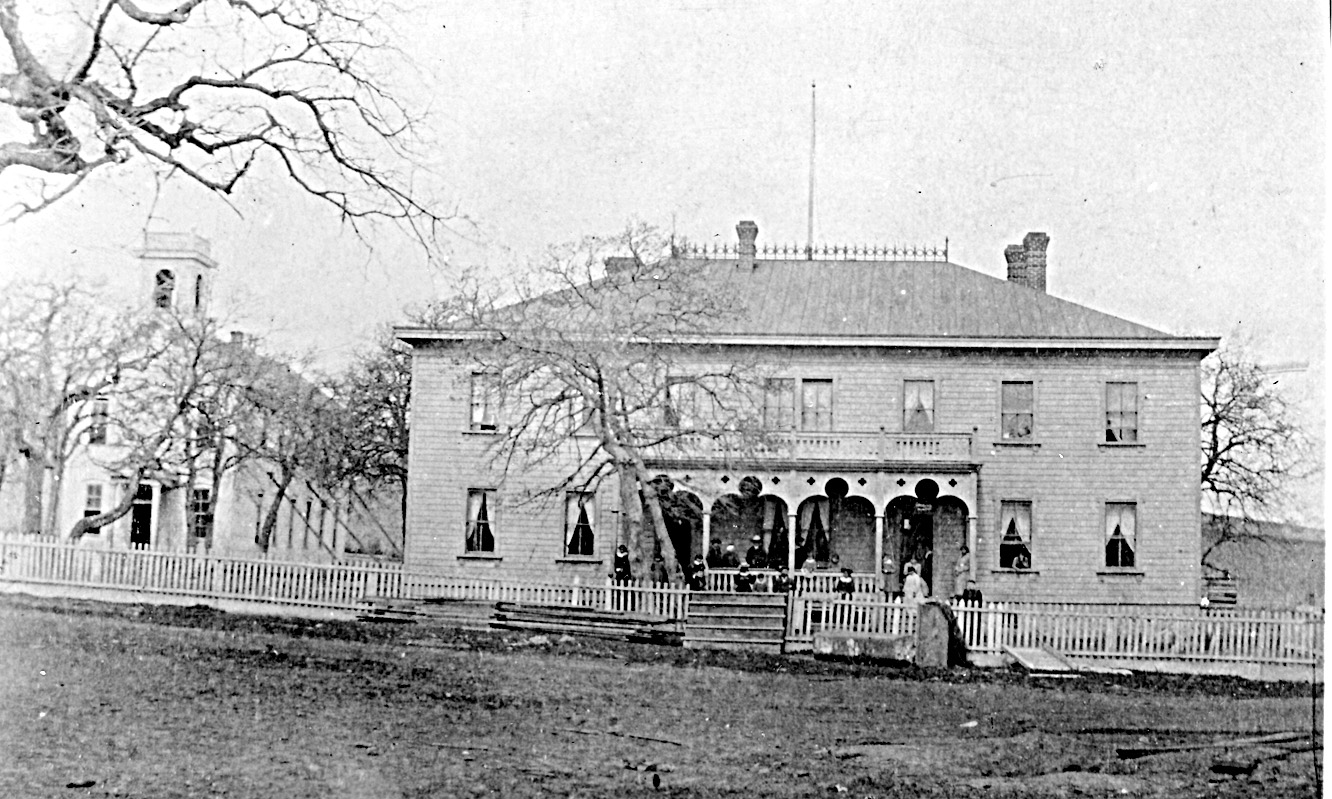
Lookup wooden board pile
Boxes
[357,596,497,631]
[491,602,683,645]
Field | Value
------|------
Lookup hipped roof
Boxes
[398,256,1218,353]
[703,257,1173,339]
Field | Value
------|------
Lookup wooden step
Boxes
[686,626,785,642]
[684,638,783,653]
[688,592,787,606]
[687,612,777,623]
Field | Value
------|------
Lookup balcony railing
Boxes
[647,429,973,464]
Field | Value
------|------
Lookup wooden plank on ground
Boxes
[1003,645,1075,673]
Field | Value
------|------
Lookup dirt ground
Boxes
[0,595,1321,798]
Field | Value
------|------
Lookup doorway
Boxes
[130,484,153,546]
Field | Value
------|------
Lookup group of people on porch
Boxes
[619,539,982,606]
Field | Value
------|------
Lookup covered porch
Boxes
[639,449,980,598]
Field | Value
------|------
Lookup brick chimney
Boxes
[736,220,758,269]
[1005,232,1049,292]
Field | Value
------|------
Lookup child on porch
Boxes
[612,544,632,584]
[952,544,972,599]
[734,563,756,593]
[686,555,708,591]
[834,567,855,599]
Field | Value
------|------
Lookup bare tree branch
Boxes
[1199,343,1317,566]
[415,225,779,580]
[1,0,451,245]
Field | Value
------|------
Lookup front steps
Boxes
[684,592,788,653]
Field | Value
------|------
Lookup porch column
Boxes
[873,514,884,578]
[787,513,797,572]
[967,516,978,582]
[701,512,711,556]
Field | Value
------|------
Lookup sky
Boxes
[1,1,1326,516]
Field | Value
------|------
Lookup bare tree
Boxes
[223,350,346,552]
[1200,343,1316,566]
[423,225,773,580]
[333,326,410,533]
[0,0,448,242]
[0,282,153,536]
[69,307,241,539]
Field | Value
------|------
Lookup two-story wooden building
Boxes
[398,222,1217,604]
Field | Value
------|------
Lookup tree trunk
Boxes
[206,446,226,552]
[69,469,142,540]
[633,453,682,583]
[256,470,293,552]
[615,459,646,578]
[44,457,63,541]
[20,450,46,535]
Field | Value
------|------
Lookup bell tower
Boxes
[137,232,217,314]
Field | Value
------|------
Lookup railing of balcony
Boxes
[649,429,973,463]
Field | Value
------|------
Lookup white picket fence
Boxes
[0,536,404,610]
[0,536,1321,672]
[404,574,690,618]
[787,595,1324,668]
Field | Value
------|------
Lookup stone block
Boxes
[812,631,915,662]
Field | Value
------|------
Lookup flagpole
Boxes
[806,80,816,260]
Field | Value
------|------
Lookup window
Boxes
[193,399,216,444]
[903,380,935,432]
[1105,382,1139,443]
[153,269,175,309]
[87,396,109,444]
[763,378,795,430]
[1001,381,1034,440]
[190,488,214,540]
[663,377,700,428]
[84,484,103,523]
[800,379,833,431]
[565,492,595,556]
[1104,503,1136,568]
[469,373,498,431]
[465,489,497,553]
[998,501,1032,569]
[194,274,205,309]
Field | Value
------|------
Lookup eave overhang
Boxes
[395,327,1219,355]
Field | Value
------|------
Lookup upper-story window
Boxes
[465,488,497,553]
[87,396,109,444]
[1104,502,1137,569]
[1105,382,1139,443]
[469,372,498,431]
[1001,381,1034,441]
[800,379,833,431]
[903,380,935,432]
[763,378,795,430]
[194,274,205,309]
[153,269,175,309]
[663,377,701,428]
[565,491,595,557]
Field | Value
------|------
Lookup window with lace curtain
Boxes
[903,380,934,432]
